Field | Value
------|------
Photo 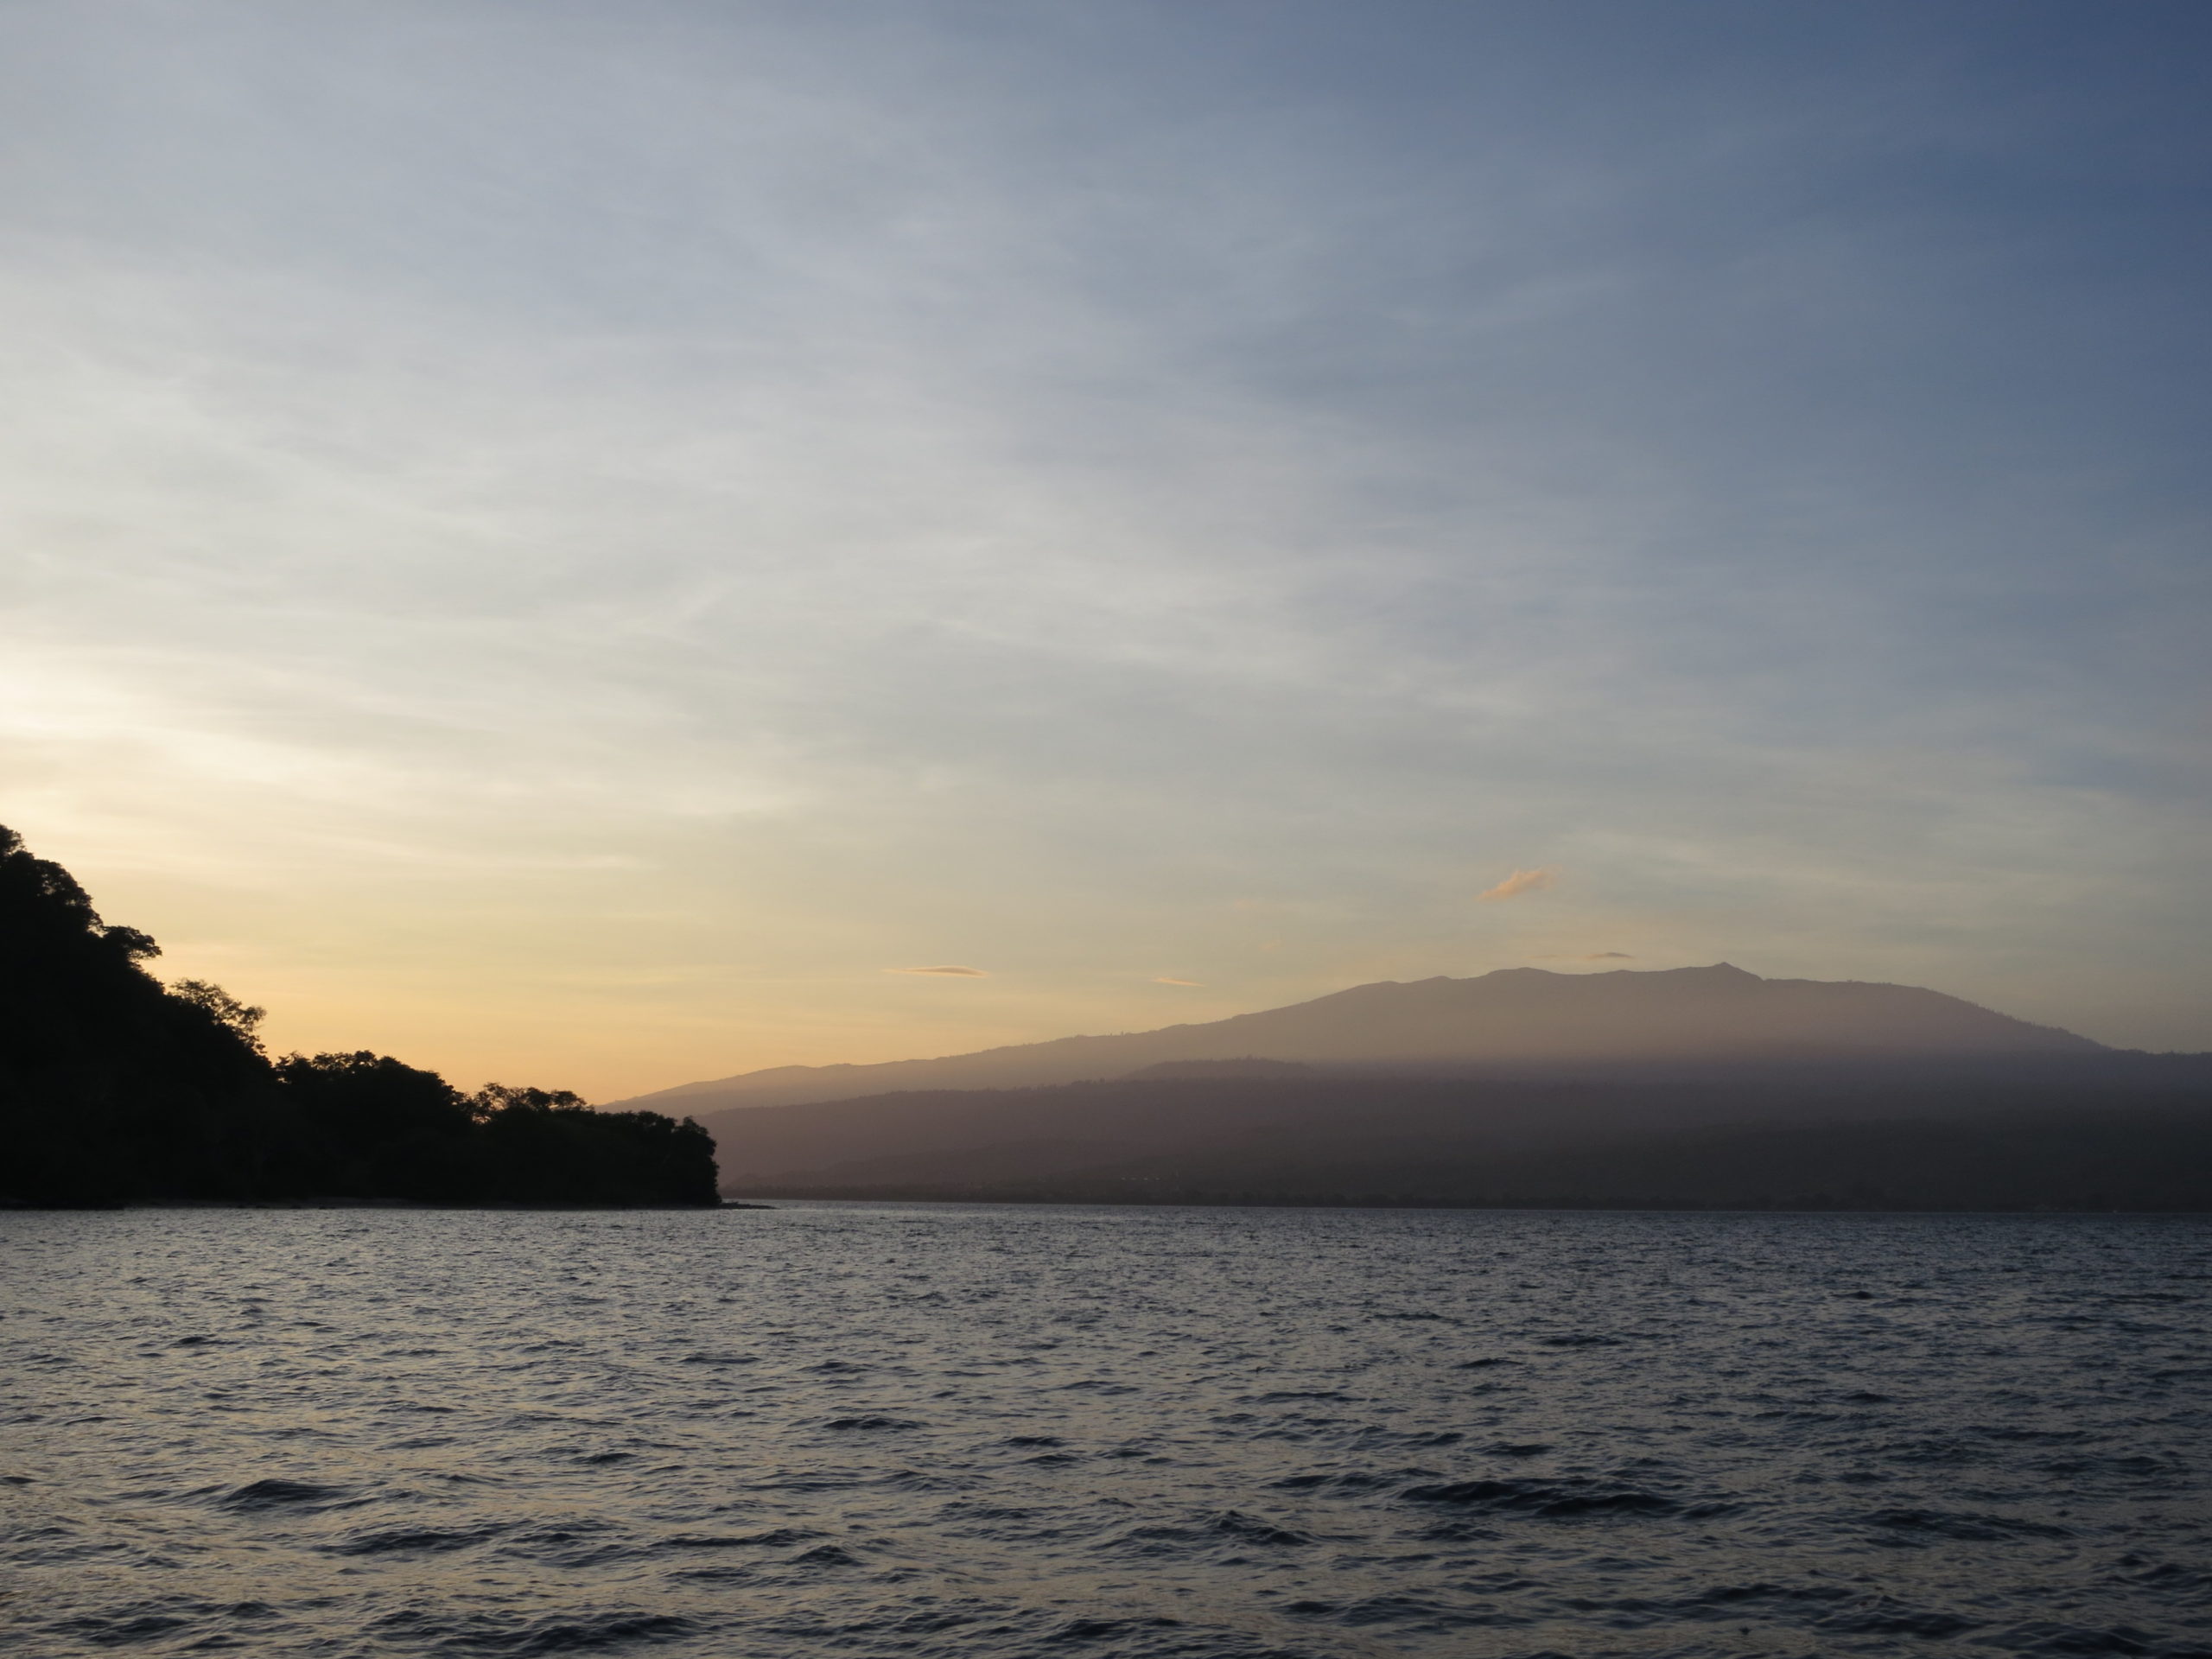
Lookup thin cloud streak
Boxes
[1477,868,1559,903]
[886,966,990,978]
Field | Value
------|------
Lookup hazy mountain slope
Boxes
[702,1075,1758,1190]
[702,1058,2204,1196]
[612,964,2103,1115]
[728,1096,2212,1213]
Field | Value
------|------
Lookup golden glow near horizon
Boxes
[30,814,1713,1099]
[4,8,2207,1096]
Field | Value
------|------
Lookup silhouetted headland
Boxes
[0,826,718,1207]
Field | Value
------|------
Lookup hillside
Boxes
[727,1091,2212,1212]
[613,963,2104,1117]
[701,1056,2211,1206]
[0,825,719,1207]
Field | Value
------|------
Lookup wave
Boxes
[1399,1477,1686,1517]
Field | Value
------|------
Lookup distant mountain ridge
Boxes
[610,964,2103,1116]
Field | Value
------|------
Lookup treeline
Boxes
[0,826,717,1207]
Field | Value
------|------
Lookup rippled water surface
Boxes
[4,1205,2209,1658]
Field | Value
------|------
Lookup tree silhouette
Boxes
[171,980,268,1051]
[1,825,718,1206]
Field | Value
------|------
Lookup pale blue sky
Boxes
[3,2,2206,1093]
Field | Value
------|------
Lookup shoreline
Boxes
[0,1198,771,1211]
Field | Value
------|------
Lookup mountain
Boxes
[611,965,2205,1211]
[612,964,2104,1117]
[696,1054,2211,1203]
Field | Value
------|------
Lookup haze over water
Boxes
[6,1205,2207,1658]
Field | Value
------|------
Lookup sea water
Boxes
[3,1204,2207,1657]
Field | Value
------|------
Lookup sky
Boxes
[3,0,2208,1098]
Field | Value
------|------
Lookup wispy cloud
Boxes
[1153,976,1203,986]
[1,2,2204,1091]
[885,965,990,977]
[1476,868,1557,902]
[1585,951,1632,960]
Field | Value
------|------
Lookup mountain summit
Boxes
[610,964,2101,1116]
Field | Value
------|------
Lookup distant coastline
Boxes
[1,1198,772,1211]
[722,1192,2210,1217]
[10,818,2205,1214]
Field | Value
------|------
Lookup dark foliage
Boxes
[268,1060,718,1206]
[471,1084,722,1207]
[0,826,716,1206]
[0,825,273,1203]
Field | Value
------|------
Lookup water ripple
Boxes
[3,1205,2208,1656]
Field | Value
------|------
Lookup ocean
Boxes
[3,1204,2206,1657]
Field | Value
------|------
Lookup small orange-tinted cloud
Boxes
[886,964,989,976]
[1476,867,1557,902]
[1154,976,1203,986]
[1585,950,1632,960]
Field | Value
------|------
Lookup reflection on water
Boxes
[3,1204,2207,1656]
